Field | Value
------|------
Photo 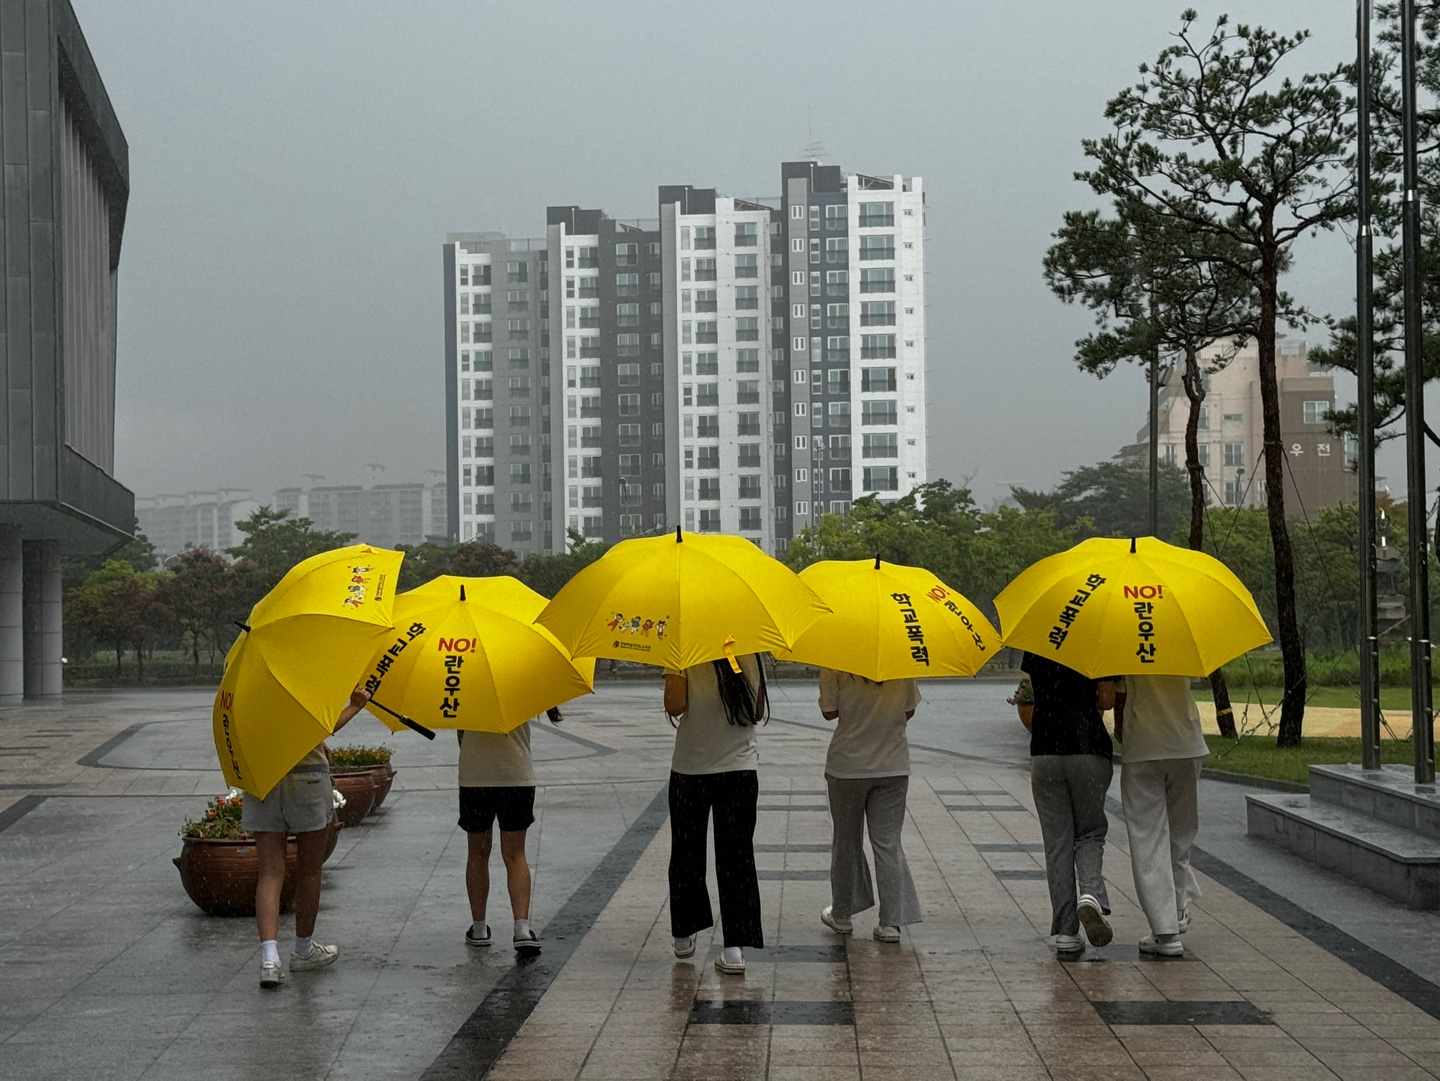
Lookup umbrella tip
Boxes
[460,584,466,601]
[1130,536,1137,554]
[675,525,682,543]
[874,554,881,570]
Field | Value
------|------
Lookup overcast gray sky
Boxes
[73,0,1387,507]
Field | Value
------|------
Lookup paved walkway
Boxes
[3,682,1440,1080]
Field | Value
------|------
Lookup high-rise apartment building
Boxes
[442,162,927,557]
[1123,338,1359,511]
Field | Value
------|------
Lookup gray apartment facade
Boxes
[0,0,135,700]
[443,161,926,559]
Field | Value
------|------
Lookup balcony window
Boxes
[507,261,529,283]
[695,321,718,344]
[736,379,761,405]
[699,509,721,532]
[617,333,641,357]
[735,222,758,247]
[694,226,715,250]
[697,415,719,438]
[828,467,851,490]
[827,369,850,393]
[827,401,851,427]
[824,203,846,228]
[737,412,761,436]
[510,461,532,483]
[618,423,641,446]
[616,273,640,296]
[861,334,896,360]
[618,393,641,416]
[581,457,604,478]
[508,376,530,398]
[509,405,533,427]
[735,286,759,310]
[577,277,599,299]
[696,384,720,408]
[863,466,899,491]
[862,367,897,392]
[579,367,601,389]
[507,319,530,341]
[581,426,602,448]
[694,258,718,281]
[473,323,492,343]
[616,302,640,326]
[576,247,598,269]
[615,243,638,266]
[825,237,847,264]
[579,338,601,359]
[579,396,602,418]
[694,290,718,313]
[738,444,761,468]
[862,401,898,426]
[859,235,895,261]
[735,253,758,278]
[697,446,720,469]
[861,301,895,326]
[617,362,640,386]
[695,352,718,376]
[736,348,759,373]
[859,201,895,228]
[508,290,529,311]
[860,268,895,293]
[736,317,760,342]
[578,306,600,329]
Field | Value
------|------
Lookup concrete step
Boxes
[1246,791,1440,909]
[1309,763,1440,843]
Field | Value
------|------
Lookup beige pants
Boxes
[1120,757,1203,937]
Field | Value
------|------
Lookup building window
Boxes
[858,235,895,261]
[735,286,759,310]
[695,321,718,344]
[694,289,718,313]
[735,222,759,247]
[861,367,897,392]
[617,362,640,385]
[859,202,895,228]
[738,445,761,468]
[693,226,715,250]
[860,268,895,293]
[617,333,641,357]
[1303,400,1330,425]
[615,243,639,266]
[863,466,899,491]
[862,433,897,458]
[616,302,640,326]
[736,317,760,341]
[736,379,761,405]
[829,467,851,490]
[506,261,529,283]
[510,462,532,485]
[738,412,761,436]
[862,400,898,426]
[695,258,718,281]
[618,423,641,446]
[617,393,641,416]
[1223,443,1244,467]
[1224,480,1242,506]
[860,301,896,326]
[697,446,720,469]
[861,335,897,360]
[736,349,759,373]
[696,384,720,408]
[827,401,850,426]
[1197,405,1209,430]
[615,273,640,296]
[694,352,718,376]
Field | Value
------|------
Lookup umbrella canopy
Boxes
[360,575,594,734]
[994,536,1271,678]
[536,528,829,670]
[214,544,404,799]
[775,558,1002,680]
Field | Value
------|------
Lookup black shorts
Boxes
[458,786,536,833]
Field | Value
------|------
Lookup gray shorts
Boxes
[242,766,332,834]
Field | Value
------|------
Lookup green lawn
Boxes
[1194,685,1414,710]
[1202,734,1416,786]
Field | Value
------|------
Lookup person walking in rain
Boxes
[245,686,370,990]
[664,654,767,975]
[1022,651,1116,955]
[1114,674,1205,957]
[458,706,563,959]
[817,669,923,943]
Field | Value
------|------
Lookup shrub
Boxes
[329,744,393,770]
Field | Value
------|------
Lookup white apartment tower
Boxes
[442,162,927,556]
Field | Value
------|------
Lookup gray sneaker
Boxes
[290,943,339,972]
[259,961,286,990]
[1077,894,1113,947]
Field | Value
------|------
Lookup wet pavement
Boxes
[2,679,1440,1079]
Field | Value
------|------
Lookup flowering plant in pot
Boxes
[330,744,395,814]
[174,790,339,916]
[1006,675,1034,731]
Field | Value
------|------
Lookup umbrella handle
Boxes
[367,698,437,741]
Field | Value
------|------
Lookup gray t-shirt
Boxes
[457,722,536,788]
[667,656,762,775]
[819,669,921,778]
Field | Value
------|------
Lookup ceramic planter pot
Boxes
[332,770,377,827]
[368,765,396,813]
[173,836,297,917]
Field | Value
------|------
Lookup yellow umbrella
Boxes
[775,558,1002,680]
[213,544,407,799]
[536,528,829,670]
[359,575,594,733]
[994,536,1271,677]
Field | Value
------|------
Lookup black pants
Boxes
[668,769,763,948]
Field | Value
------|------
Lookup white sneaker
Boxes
[820,906,853,935]
[873,925,901,943]
[259,960,286,989]
[1077,894,1113,947]
[1140,934,1184,957]
[1177,907,1191,934]
[673,934,696,959]
[1054,934,1084,954]
[289,943,339,972]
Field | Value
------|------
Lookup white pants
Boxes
[1120,757,1203,937]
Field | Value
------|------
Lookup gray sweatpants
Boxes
[825,774,922,927]
[1120,757,1203,937]
[1031,754,1114,936]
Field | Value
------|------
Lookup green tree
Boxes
[520,531,611,598]
[395,540,523,592]
[62,532,159,596]
[160,549,260,666]
[1011,459,1190,541]
[226,507,356,588]
[66,560,175,678]
[1078,11,1357,745]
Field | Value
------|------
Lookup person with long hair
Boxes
[664,654,767,975]
[457,705,564,959]
[1022,651,1117,956]
[817,669,923,943]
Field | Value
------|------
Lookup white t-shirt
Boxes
[457,722,536,788]
[667,656,762,775]
[1119,675,1207,763]
[819,669,921,778]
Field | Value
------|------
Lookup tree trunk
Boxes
[1256,238,1307,747]
[113,643,122,679]
[1181,345,1240,740]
